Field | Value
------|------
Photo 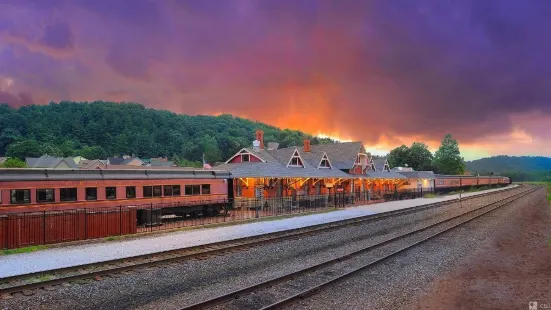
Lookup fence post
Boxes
[43,210,46,245]
[84,208,88,240]
[120,206,122,235]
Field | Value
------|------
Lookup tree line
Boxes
[387,134,467,175]
[0,102,333,165]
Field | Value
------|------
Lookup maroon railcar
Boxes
[0,168,230,214]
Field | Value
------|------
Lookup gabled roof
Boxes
[373,158,390,172]
[79,159,106,169]
[26,156,78,169]
[308,142,363,170]
[224,148,267,164]
[217,147,350,178]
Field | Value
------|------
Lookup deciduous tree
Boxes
[432,134,466,175]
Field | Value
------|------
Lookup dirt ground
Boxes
[411,189,551,310]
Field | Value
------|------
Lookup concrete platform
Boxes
[0,185,517,278]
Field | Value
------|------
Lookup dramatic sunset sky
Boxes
[1,0,550,160]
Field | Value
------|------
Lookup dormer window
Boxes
[287,150,304,167]
[318,153,332,169]
[242,154,250,162]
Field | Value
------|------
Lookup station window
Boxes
[60,188,77,202]
[153,185,162,197]
[10,189,30,204]
[172,185,181,196]
[126,186,136,199]
[201,184,211,195]
[36,188,55,203]
[143,186,153,197]
[86,187,97,201]
[163,185,173,196]
[185,185,201,195]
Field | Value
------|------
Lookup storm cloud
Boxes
[1,0,550,158]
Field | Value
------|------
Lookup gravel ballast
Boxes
[285,186,548,310]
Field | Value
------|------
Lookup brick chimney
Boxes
[303,139,311,152]
[255,130,264,149]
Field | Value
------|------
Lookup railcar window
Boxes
[153,185,162,197]
[86,187,97,201]
[173,185,181,196]
[201,184,211,195]
[185,185,201,195]
[60,188,77,202]
[192,185,200,195]
[126,186,136,199]
[37,189,55,203]
[163,185,173,196]
[143,186,153,197]
[106,187,117,200]
[10,189,30,204]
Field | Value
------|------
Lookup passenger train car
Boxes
[434,175,510,188]
[0,168,231,215]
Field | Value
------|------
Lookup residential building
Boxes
[107,157,144,166]
[25,155,79,169]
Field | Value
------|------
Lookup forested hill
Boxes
[0,102,333,165]
[466,156,551,173]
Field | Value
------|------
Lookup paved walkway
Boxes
[0,185,517,278]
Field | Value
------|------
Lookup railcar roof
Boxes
[0,168,231,181]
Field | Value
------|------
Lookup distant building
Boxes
[26,155,79,169]
[148,157,177,167]
[78,159,107,169]
[107,157,144,166]
[73,156,88,164]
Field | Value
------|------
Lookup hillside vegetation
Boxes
[466,155,551,181]
[0,102,332,165]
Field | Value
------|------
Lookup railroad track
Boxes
[0,185,520,298]
[179,185,540,310]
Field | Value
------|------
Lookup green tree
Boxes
[6,139,42,159]
[409,142,433,171]
[432,134,466,175]
[0,157,27,168]
[79,146,108,159]
[388,145,410,168]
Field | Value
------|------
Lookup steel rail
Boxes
[179,186,538,310]
[0,185,518,297]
